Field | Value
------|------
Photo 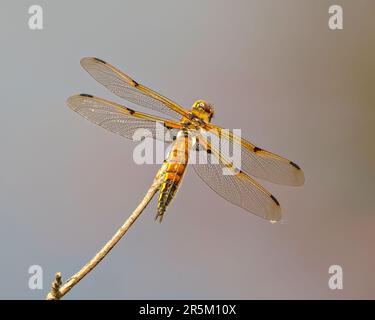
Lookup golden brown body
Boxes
[156,130,192,221]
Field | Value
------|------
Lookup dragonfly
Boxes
[67,57,304,223]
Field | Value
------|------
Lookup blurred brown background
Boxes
[0,0,374,299]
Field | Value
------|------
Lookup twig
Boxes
[46,169,164,300]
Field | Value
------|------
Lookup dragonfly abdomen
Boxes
[156,131,191,221]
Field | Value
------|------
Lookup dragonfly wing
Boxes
[202,125,305,186]
[80,57,190,121]
[67,94,183,142]
[192,134,282,222]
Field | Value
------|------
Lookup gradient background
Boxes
[1,0,374,299]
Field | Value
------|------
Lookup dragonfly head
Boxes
[191,100,214,123]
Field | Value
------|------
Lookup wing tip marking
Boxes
[79,93,94,98]
[270,194,280,206]
[93,57,107,64]
[290,161,301,170]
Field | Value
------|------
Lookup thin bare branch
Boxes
[46,169,164,300]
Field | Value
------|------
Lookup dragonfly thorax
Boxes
[191,100,214,123]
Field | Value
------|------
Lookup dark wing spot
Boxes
[173,136,177,141]
[206,148,212,154]
[253,146,262,153]
[164,124,172,130]
[270,195,280,206]
[290,161,301,170]
[94,57,106,64]
[133,80,139,87]
[127,108,135,115]
[80,93,94,98]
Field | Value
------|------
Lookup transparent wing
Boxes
[80,57,190,121]
[192,134,282,222]
[202,124,305,186]
[67,94,183,142]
